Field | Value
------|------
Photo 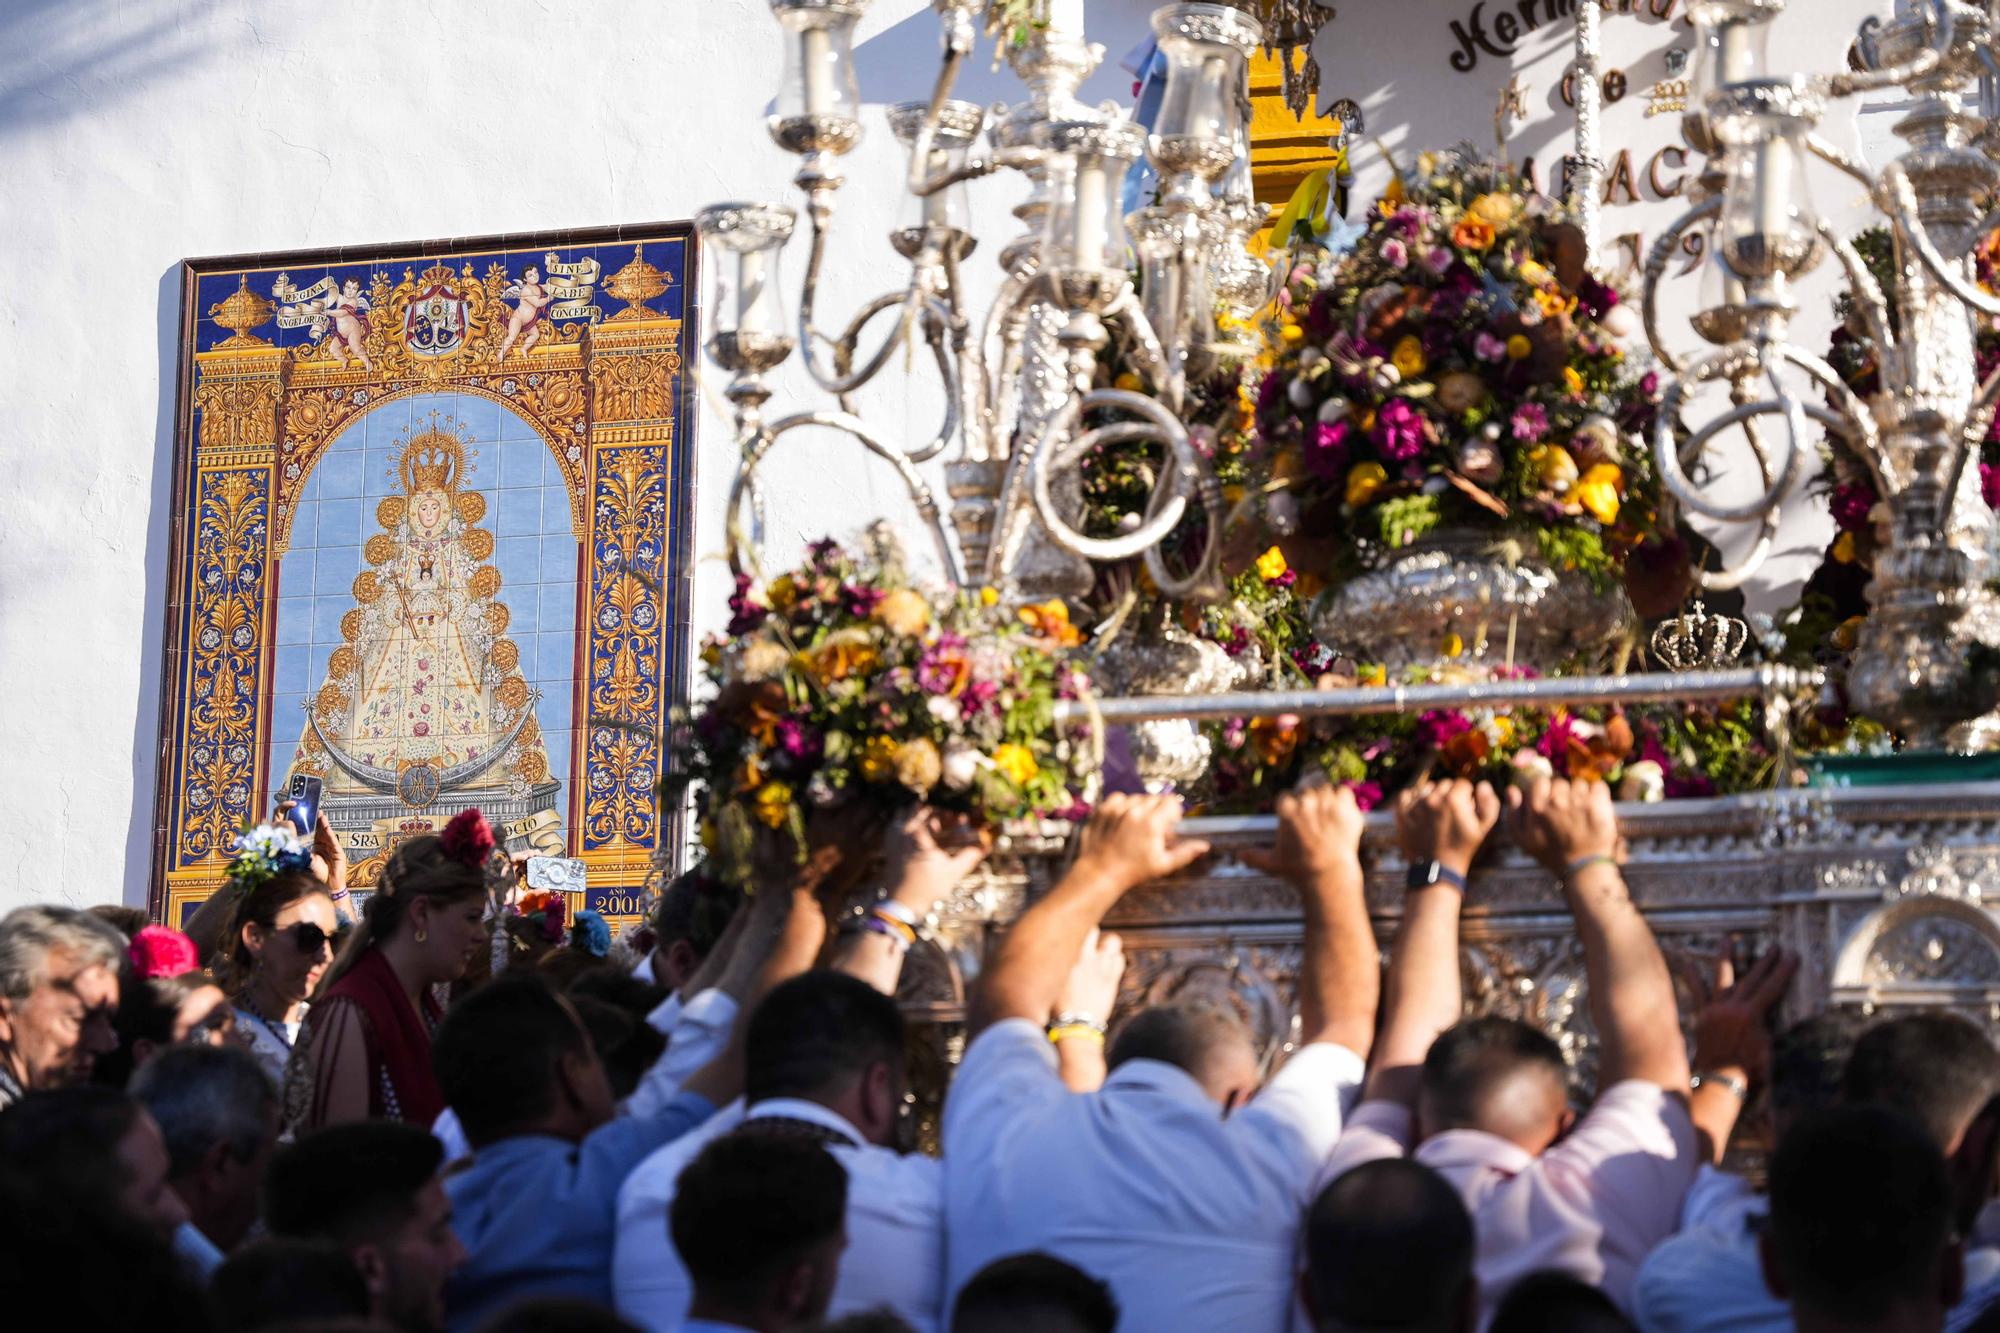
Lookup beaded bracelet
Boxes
[837,912,911,956]
[1563,853,1620,881]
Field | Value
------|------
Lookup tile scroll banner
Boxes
[158,226,698,934]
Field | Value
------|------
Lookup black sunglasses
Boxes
[281,922,347,955]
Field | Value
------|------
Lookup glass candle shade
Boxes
[1038,119,1149,292]
[1681,0,1779,155]
[1691,222,1756,344]
[1149,3,1260,211]
[770,0,866,157]
[888,99,983,261]
[695,202,798,372]
[1714,90,1823,282]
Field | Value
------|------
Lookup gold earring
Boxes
[415,927,428,944]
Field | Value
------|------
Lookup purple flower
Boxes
[1423,247,1454,275]
[1221,625,1251,658]
[775,718,822,765]
[1307,419,1352,480]
[843,584,886,617]
[1348,781,1385,812]
[1374,398,1426,462]
[1983,462,2000,511]
[1578,276,1619,320]
[1830,481,1877,532]
[1510,402,1550,443]
[1382,238,1410,270]
[726,573,767,635]
[961,678,999,714]
[1416,709,1473,749]
[1304,289,1341,342]
[1474,331,1508,362]
[807,537,842,567]
[1386,209,1422,239]
[1421,322,1454,359]
[1640,371,1661,396]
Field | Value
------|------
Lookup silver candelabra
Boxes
[1644,0,2000,747]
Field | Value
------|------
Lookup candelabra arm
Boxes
[1641,197,1720,375]
[1807,133,1877,190]
[1883,164,2000,318]
[797,202,936,395]
[978,267,1039,459]
[1821,0,1953,98]
[727,409,963,585]
[1817,214,1899,360]
[1106,287,1171,396]
[1030,392,1196,562]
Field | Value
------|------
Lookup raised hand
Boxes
[1506,776,1621,876]
[1069,794,1212,892]
[1692,947,1800,1090]
[1241,783,1365,887]
[881,806,992,913]
[1394,779,1501,878]
[1055,927,1127,1029]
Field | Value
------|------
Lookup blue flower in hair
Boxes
[571,909,612,959]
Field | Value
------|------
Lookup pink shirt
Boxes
[1319,1082,1697,1325]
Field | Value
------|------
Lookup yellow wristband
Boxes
[1048,1023,1106,1045]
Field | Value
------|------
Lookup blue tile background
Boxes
[269,389,581,825]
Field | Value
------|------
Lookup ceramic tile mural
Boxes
[156,226,698,930]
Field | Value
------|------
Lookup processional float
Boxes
[677,0,2000,1109]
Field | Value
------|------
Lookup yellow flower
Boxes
[1391,335,1427,378]
[1382,175,1407,207]
[700,642,723,669]
[874,587,931,637]
[1452,218,1497,252]
[1528,444,1581,493]
[1505,334,1533,361]
[1467,192,1520,230]
[1517,258,1553,288]
[766,574,798,610]
[1575,463,1624,525]
[1833,531,1858,565]
[1019,599,1082,647]
[1255,546,1289,581]
[1491,715,1517,746]
[1345,461,1388,507]
[1281,322,1305,344]
[699,821,719,851]
[1358,663,1388,687]
[802,632,879,685]
[860,736,900,783]
[993,743,1039,787]
[1832,614,1867,651]
[1563,366,1586,397]
[894,737,942,795]
[1114,372,1145,392]
[980,585,1000,606]
[1535,288,1574,318]
[1442,632,1465,659]
[753,781,794,829]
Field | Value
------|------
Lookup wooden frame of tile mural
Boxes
[152,223,699,934]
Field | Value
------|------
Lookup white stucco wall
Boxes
[0,0,1897,912]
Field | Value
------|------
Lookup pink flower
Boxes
[1982,462,2000,511]
[1348,781,1384,812]
[128,926,200,980]
[441,808,496,868]
[1474,331,1508,362]
[1423,247,1454,275]
[1417,709,1473,749]
[1830,480,1877,532]
[1374,399,1426,462]
[1307,419,1352,479]
[1510,402,1550,442]
[1382,239,1410,270]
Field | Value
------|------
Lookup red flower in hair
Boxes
[441,808,496,869]
[129,926,200,980]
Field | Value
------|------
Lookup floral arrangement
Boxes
[226,821,314,891]
[1247,149,1683,604]
[666,539,1099,888]
[1204,662,1781,812]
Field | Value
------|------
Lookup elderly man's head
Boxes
[0,905,126,1096]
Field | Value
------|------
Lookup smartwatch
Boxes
[1406,860,1468,891]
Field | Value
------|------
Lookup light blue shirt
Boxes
[174,1221,225,1282]
[443,1089,717,1333]
[1635,1182,2000,1333]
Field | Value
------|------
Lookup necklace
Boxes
[239,989,301,1052]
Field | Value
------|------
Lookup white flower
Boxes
[1509,751,1554,789]
[1288,377,1317,408]
[1618,759,1666,804]
[941,744,982,791]
[1600,303,1640,343]
[1318,397,1350,425]
[1265,490,1301,537]
[927,695,963,726]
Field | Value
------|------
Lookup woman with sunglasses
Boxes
[217,865,341,1084]
[286,808,498,1132]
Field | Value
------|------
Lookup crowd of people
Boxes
[1,777,1995,1333]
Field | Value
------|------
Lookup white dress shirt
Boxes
[645,989,684,1037]
[624,988,738,1119]
[613,1097,946,1333]
[943,1018,1365,1333]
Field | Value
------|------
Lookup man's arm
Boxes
[1686,948,1797,1164]
[967,794,1208,1039]
[1510,777,1687,1090]
[675,878,827,1110]
[1242,785,1376,1056]
[1366,780,1500,1105]
[830,807,988,997]
[1051,928,1125,1093]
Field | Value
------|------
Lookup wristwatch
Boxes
[1405,860,1469,892]
[1691,1070,1750,1101]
